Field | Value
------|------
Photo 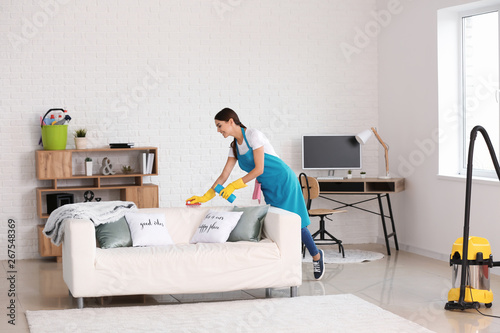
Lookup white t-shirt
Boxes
[228,128,279,158]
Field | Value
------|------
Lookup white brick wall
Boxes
[0,0,379,259]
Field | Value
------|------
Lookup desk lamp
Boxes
[355,128,391,179]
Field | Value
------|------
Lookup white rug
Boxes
[26,294,433,333]
[303,249,384,264]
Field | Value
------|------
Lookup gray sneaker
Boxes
[313,249,325,280]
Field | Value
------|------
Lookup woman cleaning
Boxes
[186,108,325,280]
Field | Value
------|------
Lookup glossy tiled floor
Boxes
[2,243,500,332]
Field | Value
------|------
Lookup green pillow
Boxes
[228,205,270,242]
[95,216,132,249]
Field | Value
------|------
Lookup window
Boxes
[438,2,500,179]
[460,9,499,177]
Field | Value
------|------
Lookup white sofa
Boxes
[62,206,302,308]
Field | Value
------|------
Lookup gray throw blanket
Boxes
[43,201,137,246]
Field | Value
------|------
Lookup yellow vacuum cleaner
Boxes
[445,126,500,311]
[446,236,494,309]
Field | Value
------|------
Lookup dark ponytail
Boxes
[214,108,246,159]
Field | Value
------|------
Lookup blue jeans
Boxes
[302,227,319,257]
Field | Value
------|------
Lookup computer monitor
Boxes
[302,135,362,170]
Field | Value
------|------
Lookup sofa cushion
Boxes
[125,212,174,247]
[93,240,282,294]
[190,210,243,244]
[95,216,132,249]
[228,205,270,242]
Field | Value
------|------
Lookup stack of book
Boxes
[109,143,135,149]
[138,152,155,174]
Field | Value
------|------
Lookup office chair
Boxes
[299,173,346,258]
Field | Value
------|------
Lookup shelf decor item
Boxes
[347,170,353,179]
[360,171,366,179]
[121,165,134,174]
[100,157,116,175]
[46,193,74,214]
[40,108,69,150]
[74,128,88,150]
[85,157,93,176]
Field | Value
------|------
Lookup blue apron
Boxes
[236,128,311,228]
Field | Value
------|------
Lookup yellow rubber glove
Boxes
[220,178,247,200]
[186,188,216,204]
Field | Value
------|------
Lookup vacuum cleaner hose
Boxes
[458,126,500,306]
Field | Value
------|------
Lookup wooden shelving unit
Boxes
[35,147,159,259]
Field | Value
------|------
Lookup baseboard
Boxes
[375,237,449,262]
[376,238,500,276]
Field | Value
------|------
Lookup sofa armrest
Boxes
[62,219,97,296]
[262,207,302,285]
[263,207,301,247]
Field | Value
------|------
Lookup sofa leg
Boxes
[69,289,84,309]
[290,286,298,297]
[76,297,84,309]
[265,288,272,298]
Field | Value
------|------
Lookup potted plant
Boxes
[85,157,93,176]
[347,170,353,179]
[74,128,87,149]
[360,171,366,179]
[121,165,134,174]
